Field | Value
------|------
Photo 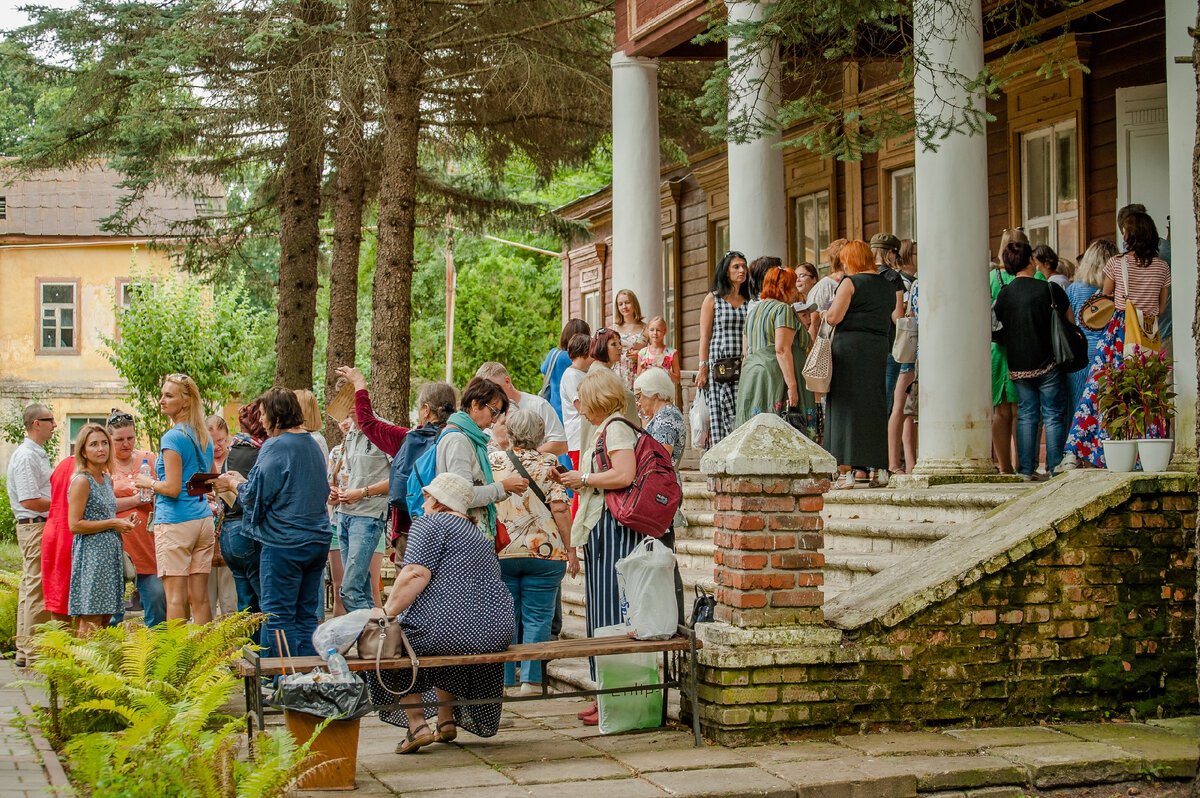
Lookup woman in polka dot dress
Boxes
[66,424,135,635]
[366,472,515,755]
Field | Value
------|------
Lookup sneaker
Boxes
[519,682,543,696]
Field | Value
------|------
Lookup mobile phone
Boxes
[554,464,569,473]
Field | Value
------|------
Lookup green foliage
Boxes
[0,478,15,545]
[27,612,321,797]
[1,395,61,456]
[29,612,265,744]
[0,571,16,653]
[103,263,265,448]
[1096,350,1175,440]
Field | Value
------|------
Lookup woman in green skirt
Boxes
[736,266,817,437]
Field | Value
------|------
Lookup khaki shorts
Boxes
[155,517,216,577]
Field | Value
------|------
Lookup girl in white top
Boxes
[559,333,593,462]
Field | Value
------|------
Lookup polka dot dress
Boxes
[67,473,125,617]
[367,513,515,738]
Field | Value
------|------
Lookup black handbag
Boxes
[711,357,742,384]
[689,585,716,627]
[1050,287,1089,373]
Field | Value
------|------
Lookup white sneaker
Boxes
[519,682,543,696]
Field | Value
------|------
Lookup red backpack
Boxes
[593,417,682,538]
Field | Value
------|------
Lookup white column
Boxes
[911,0,995,475]
[726,0,787,260]
[611,52,663,320]
[1166,0,1198,469]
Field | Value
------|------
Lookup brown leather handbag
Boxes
[355,617,419,696]
[711,357,742,384]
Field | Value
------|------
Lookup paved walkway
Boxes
[0,661,67,797]
[275,695,1200,798]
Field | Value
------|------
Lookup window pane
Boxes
[60,308,73,327]
[892,171,915,242]
[42,327,55,348]
[42,284,73,304]
[1027,225,1050,249]
[816,191,830,261]
[1057,216,1078,256]
[713,221,730,271]
[60,328,73,348]
[1055,127,1077,210]
[1025,135,1051,220]
[43,308,56,322]
[661,237,676,348]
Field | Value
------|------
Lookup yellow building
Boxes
[0,164,218,466]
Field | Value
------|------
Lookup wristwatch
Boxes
[699,360,710,367]
[581,473,589,488]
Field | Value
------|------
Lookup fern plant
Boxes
[27,611,266,744]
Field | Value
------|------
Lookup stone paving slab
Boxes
[1051,722,1200,778]
[881,755,1025,791]
[525,777,668,798]
[752,742,863,763]
[471,737,606,765]
[760,756,920,798]
[610,744,762,772]
[1148,716,1200,739]
[985,741,1142,788]
[503,755,634,784]
[942,726,1075,748]
[371,761,513,793]
[643,766,798,798]
[402,786,534,798]
[836,731,979,756]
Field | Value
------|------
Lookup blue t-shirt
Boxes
[540,348,571,422]
[155,423,215,524]
[240,431,333,547]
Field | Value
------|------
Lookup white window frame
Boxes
[582,289,601,333]
[661,236,677,348]
[1021,120,1078,253]
[68,415,110,455]
[791,190,831,273]
[37,279,79,355]
[890,167,916,243]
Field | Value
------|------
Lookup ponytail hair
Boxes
[164,373,209,451]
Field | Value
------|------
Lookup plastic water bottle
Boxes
[326,649,352,682]
[138,459,153,502]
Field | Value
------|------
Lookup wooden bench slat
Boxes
[234,634,699,677]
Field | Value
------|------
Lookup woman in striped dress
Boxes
[694,251,750,447]
[556,367,642,726]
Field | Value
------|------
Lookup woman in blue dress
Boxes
[67,424,135,635]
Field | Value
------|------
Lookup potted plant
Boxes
[1095,349,1175,472]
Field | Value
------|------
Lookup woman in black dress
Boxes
[824,240,896,489]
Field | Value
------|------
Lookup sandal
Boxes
[395,724,435,754]
[577,701,598,720]
[434,720,458,744]
[831,472,855,490]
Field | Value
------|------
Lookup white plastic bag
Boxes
[594,623,663,735]
[689,390,710,449]
[615,538,679,640]
[311,608,373,660]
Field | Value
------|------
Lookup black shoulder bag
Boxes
[1049,285,1090,373]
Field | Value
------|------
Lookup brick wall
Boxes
[691,484,1198,745]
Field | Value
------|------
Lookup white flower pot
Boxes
[1136,438,1174,473]
[1102,439,1138,473]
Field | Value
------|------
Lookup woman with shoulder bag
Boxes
[488,409,577,694]
[555,368,641,726]
[694,251,750,447]
[1066,212,1171,467]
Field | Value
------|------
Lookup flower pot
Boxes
[1101,439,1138,473]
[1136,438,1174,473]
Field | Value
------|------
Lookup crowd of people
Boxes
[2,200,1169,750]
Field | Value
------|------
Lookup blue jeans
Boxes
[337,513,385,612]
[137,573,166,628]
[885,353,902,414]
[1014,369,1068,477]
[220,519,263,642]
[500,557,566,685]
[259,539,329,659]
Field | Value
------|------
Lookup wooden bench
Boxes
[234,625,704,746]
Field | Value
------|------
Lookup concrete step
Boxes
[821,550,907,603]
[821,518,953,555]
[681,481,714,514]
[822,484,1031,524]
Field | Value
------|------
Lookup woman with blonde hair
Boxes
[825,241,894,489]
[294,389,329,459]
[555,367,640,725]
[68,423,135,634]
[612,289,647,389]
[1065,238,1119,419]
[133,373,215,624]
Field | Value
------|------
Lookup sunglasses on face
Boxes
[486,403,503,418]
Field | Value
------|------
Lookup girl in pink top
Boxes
[637,316,680,384]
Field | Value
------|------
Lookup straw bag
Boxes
[803,321,835,393]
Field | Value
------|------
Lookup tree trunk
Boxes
[369,0,423,423]
[273,0,332,391]
[323,0,370,442]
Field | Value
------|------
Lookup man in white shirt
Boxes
[6,404,56,666]
[475,362,568,456]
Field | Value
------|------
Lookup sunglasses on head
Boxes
[108,412,134,426]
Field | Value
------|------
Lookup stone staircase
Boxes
[548,472,1033,690]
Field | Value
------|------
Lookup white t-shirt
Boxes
[809,275,841,311]
[560,366,588,452]
[513,391,567,446]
